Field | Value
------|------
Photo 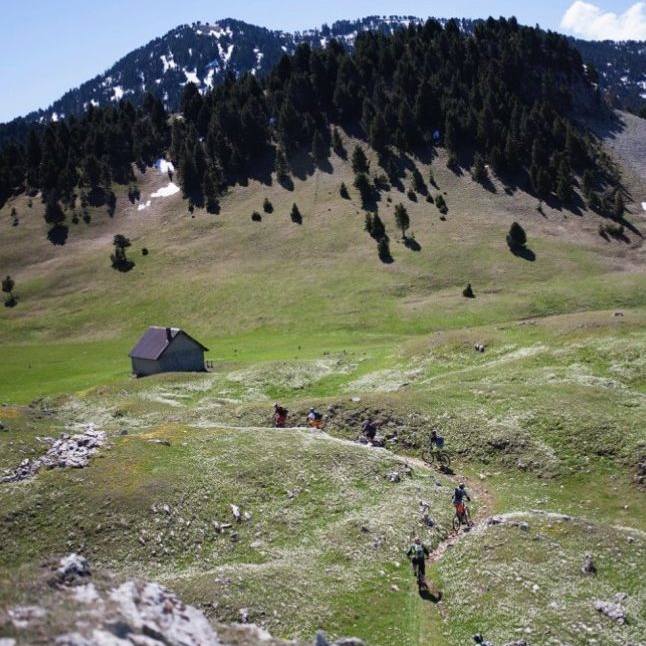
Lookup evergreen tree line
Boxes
[1,17,619,215]
[171,16,617,206]
[0,95,168,211]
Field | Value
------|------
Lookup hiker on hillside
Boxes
[273,403,288,428]
[361,418,379,442]
[406,536,430,585]
[307,407,323,429]
[452,483,471,522]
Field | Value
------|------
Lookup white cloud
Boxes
[560,1,646,40]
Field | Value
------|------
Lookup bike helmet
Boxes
[459,483,465,489]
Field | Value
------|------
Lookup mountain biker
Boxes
[273,403,288,428]
[430,430,445,449]
[406,536,430,584]
[307,407,323,429]
[361,418,378,441]
[452,483,471,521]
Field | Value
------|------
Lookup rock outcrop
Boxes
[1,424,105,482]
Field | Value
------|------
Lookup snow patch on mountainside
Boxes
[151,182,180,198]
[184,69,200,85]
[154,159,175,174]
[160,54,177,73]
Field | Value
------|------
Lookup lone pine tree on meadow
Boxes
[290,203,302,224]
[394,203,410,239]
[339,182,350,199]
[507,222,527,249]
[44,196,65,227]
[111,234,134,272]
[2,275,16,307]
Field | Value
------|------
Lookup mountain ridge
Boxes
[1,14,644,142]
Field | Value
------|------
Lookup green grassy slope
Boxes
[0,122,645,645]
[1,127,644,400]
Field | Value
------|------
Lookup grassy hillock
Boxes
[0,119,644,645]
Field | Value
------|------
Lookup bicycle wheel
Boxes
[437,451,451,468]
[421,449,435,466]
[452,513,461,532]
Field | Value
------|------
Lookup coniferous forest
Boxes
[0,18,621,221]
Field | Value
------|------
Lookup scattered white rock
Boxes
[8,605,47,629]
[73,583,101,604]
[581,553,597,575]
[56,553,91,586]
[594,596,627,624]
[2,425,105,482]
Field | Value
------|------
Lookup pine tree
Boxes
[351,146,369,174]
[203,169,220,214]
[290,203,302,224]
[582,170,594,198]
[44,195,65,226]
[263,197,273,213]
[588,191,601,212]
[364,213,373,235]
[472,153,487,182]
[111,234,134,271]
[371,213,386,241]
[275,149,289,183]
[506,222,527,249]
[332,127,345,157]
[311,130,329,161]
[179,151,199,198]
[353,172,372,207]
[394,203,410,239]
[377,237,392,263]
[2,275,15,304]
[532,166,552,198]
[613,191,624,219]
[368,114,388,152]
[411,168,426,194]
[83,155,102,191]
[339,182,350,199]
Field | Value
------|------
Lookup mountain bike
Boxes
[421,445,451,468]
[452,502,471,532]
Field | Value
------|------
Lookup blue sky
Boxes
[0,0,643,122]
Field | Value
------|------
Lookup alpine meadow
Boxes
[0,12,644,646]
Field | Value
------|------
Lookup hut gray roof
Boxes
[129,326,209,360]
